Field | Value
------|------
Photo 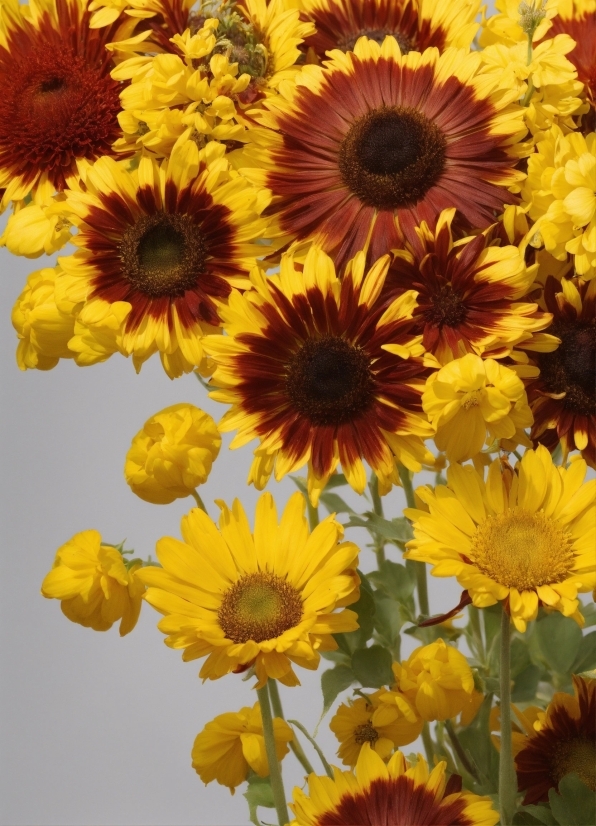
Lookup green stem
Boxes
[421,723,435,764]
[257,684,289,826]
[469,605,485,665]
[288,719,334,779]
[398,464,430,617]
[369,473,386,566]
[191,490,207,511]
[521,34,535,106]
[268,682,315,776]
[444,719,480,782]
[498,608,517,826]
[307,499,319,532]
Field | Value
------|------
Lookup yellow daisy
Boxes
[290,744,499,826]
[405,446,596,632]
[137,492,361,686]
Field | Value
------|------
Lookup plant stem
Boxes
[398,464,429,616]
[421,723,435,764]
[191,490,207,511]
[257,683,289,826]
[369,473,386,566]
[444,719,480,782]
[469,605,485,665]
[268,681,315,776]
[498,608,517,826]
[307,499,319,531]
[288,719,334,779]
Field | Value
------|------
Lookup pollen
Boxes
[551,737,596,790]
[218,571,304,644]
[353,723,379,745]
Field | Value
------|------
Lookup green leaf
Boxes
[511,637,532,677]
[457,694,499,793]
[318,492,355,515]
[512,664,542,703]
[549,773,596,825]
[373,592,403,652]
[320,665,355,720]
[580,603,596,629]
[345,513,413,542]
[244,775,275,825]
[325,474,348,489]
[571,631,596,674]
[290,475,308,495]
[335,589,375,653]
[535,613,583,675]
[367,560,416,602]
[351,645,393,688]
[516,806,557,825]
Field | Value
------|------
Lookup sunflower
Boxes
[250,37,527,269]
[300,0,480,62]
[290,744,500,826]
[549,0,596,115]
[405,446,596,632]
[137,491,361,686]
[56,141,270,377]
[514,675,596,804]
[528,275,596,468]
[204,244,434,504]
[0,0,131,208]
[382,209,552,364]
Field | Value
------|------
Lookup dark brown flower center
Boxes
[538,321,596,416]
[119,212,207,298]
[354,723,379,745]
[218,571,303,644]
[551,737,596,790]
[338,29,413,54]
[423,285,468,328]
[338,106,446,210]
[286,335,375,426]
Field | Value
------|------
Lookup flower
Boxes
[204,245,434,505]
[422,354,533,462]
[381,638,477,722]
[0,0,129,208]
[250,37,527,268]
[11,266,76,371]
[57,141,270,377]
[137,491,360,686]
[514,675,596,803]
[383,209,552,365]
[191,701,293,792]
[549,0,596,112]
[41,530,145,635]
[405,446,596,631]
[124,404,221,504]
[289,744,500,826]
[300,0,480,62]
[329,693,423,767]
[479,0,558,48]
[527,275,596,468]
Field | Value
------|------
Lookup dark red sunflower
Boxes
[549,0,596,121]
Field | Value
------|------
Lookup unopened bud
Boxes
[518,0,547,39]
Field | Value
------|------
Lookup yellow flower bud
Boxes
[124,404,221,504]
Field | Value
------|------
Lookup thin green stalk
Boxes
[257,684,289,826]
[398,464,429,617]
[469,605,485,665]
[369,473,386,566]
[498,609,517,826]
[307,499,319,531]
[421,723,435,765]
[268,681,315,776]
[288,719,334,779]
[191,490,207,511]
[444,719,480,783]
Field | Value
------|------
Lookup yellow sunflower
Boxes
[204,244,434,505]
[56,140,270,377]
[137,492,361,686]
[405,446,596,632]
[248,37,527,269]
[290,744,499,826]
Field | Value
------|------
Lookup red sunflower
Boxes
[549,0,596,119]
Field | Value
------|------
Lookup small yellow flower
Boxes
[191,702,293,792]
[41,530,145,635]
[422,354,533,462]
[124,404,221,505]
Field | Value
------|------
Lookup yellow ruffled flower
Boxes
[191,702,293,792]
[422,354,533,462]
[41,530,145,635]
[11,267,76,371]
[124,404,221,504]
[405,447,596,632]
[479,0,558,47]
[1,197,72,258]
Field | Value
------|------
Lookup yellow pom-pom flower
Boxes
[124,404,221,505]
[405,446,596,632]
[191,702,293,793]
[137,492,360,686]
[422,353,533,462]
[41,530,145,635]
[290,744,499,826]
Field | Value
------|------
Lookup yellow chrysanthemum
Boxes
[329,692,422,767]
[0,195,72,258]
[41,530,145,635]
[479,0,558,48]
[405,446,596,632]
[422,354,533,462]
[56,141,270,377]
[124,404,221,504]
[137,492,361,686]
[290,744,499,826]
[191,701,293,792]
[11,266,76,371]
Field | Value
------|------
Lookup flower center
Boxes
[424,285,468,328]
[217,572,303,644]
[338,106,446,210]
[338,29,413,54]
[551,737,596,790]
[286,335,375,426]
[119,213,207,298]
[354,722,379,745]
[538,321,596,416]
[471,508,574,590]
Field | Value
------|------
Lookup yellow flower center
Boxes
[462,391,481,410]
[470,508,574,591]
[353,722,379,745]
[218,571,303,644]
[552,737,596,790]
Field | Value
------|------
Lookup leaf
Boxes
[244,775,274,825]
[320,665,355,720]
[373,592,403,652]
[325,473,349,489]
[318,492,355,515]
[549,773,596,825]
[367,560,416,602]
[290,475,308,495]
[516,806,557,825]
[511,664,542,704]
[334,588,375,653]
[580,602,596,629]
[457,694,499,793]
[571,631,596,674]
[511,637,532,678]
[535,613,583,675]
[345,513,413,542]
[351,645,393,688]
